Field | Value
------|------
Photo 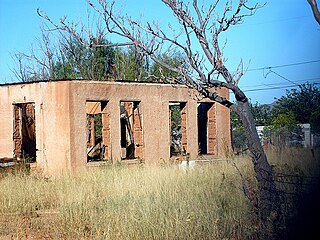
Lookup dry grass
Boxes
[0,147,319,239]
[267,147,320,176]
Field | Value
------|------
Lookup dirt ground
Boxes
[0,211,59,240]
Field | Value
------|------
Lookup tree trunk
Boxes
[235,100,278,222]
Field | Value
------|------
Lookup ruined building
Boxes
[0,80,230,174]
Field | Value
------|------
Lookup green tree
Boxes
[271,111,300,130]
[13,30,117,81]
[231,102,273,151]
[13,24,184,83]
[251,102,273,126]
[272,83,320,124]
[310,105,320,134]
[49,35,117,80]
[115,46,149,81]
[268,111,302,149]
[148,53,184,82]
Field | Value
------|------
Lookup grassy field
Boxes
[0,147,319,239]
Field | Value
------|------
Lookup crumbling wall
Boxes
[133,103,143,159]
[181,104,187,153]
[0,81,72,175]
[69,81,230,165]
[215,88,231,157]
[207,103,216,155]
[1,80,231,173]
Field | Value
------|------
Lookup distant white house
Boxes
[256,124,320,148]
[301,123,320,148]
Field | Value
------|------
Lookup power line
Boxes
[265,69,298,86]
[247,59,320,72]
[232,15,310,28]
[241,77,320,89]
[243,82,320,93]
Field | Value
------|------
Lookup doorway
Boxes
[13,103,36,162]
[197,102,216,155]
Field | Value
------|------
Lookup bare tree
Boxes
[308,0,320,24]
[38,0,278,224]
[11,27,56,82]
[12,22,121,82]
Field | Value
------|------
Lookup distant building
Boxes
[256,124,320,148]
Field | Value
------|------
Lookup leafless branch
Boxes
[37,0,262,107]
[308,0,320,24]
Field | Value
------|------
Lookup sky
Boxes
[0,0,319,104]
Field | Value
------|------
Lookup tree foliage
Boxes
[272,83,320,124]
[13,29,184,83]
[54,36,116,80]
[13,31,118,82]
[268,111,303,148]
[231,102,272,151]
[114,46,149,81]
[231,102,271,128]
[148,53,185,82]
[310,106,320,134]
[232,83,320,150]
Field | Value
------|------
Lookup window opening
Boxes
[120,101,143,160]
[197,102,216,155]
[13,103,36,162]
[86,101,110,162]
[169,102,187,157]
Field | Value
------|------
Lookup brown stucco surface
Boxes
[0,80,230,174]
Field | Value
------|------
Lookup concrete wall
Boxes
[0,80,230,173]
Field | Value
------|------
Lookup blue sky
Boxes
[0,0,319,104]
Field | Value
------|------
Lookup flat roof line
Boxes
[0,79,186,88]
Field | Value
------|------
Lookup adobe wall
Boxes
[215,88,231,157]
[0,81,71,174]
[0,80,231,173]
[69,81,200,166]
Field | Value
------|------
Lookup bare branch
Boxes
[308,0,320,24]
[37,0,264,106]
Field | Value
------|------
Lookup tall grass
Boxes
[267,147,320,176]
[0,147,319,239]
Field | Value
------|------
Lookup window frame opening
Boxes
[120,101,144,160]
[86,101,110,162]
[169,102,187,157]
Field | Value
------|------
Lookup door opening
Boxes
[13,103,36,162]
[197,102,216,155]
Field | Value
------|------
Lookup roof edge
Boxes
[0,79,187,88]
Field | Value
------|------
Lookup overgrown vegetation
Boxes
[13,29,182,83]
[231,83,320,151]
[1,147,319,239]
